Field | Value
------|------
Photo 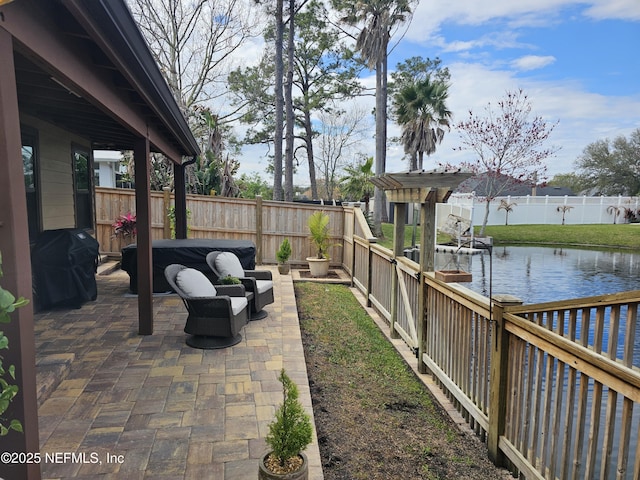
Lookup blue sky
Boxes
[236,0,640,186]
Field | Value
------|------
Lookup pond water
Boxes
[435,245,640,304]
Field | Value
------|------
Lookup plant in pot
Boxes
[259,369,313,480]
[220,274,241,285]
[306,211,337,277]
[276,239,292,275]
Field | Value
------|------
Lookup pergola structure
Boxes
[370,169,473,372]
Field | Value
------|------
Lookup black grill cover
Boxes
[121,239,256,293]
[32,229,99,310]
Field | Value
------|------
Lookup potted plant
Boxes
[112,212,137,250]
[0,252,26,436]
[219,275,241,285]
[259,369,313,480]
[276,239,292,275]
[306,211,336,277]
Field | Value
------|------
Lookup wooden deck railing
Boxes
[351,232,640,480]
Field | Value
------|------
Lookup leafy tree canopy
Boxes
[573,128,640,196]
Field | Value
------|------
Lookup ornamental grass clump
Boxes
[264,369,313,474]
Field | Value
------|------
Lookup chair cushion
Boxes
[176,268,217,298]
[256,280,273,295]
[230,296,248,315]
[214,252,245,279]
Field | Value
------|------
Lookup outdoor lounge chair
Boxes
[164,264,249,349]
[206,251,274,320]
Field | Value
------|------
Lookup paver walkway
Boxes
[35,268,322,480]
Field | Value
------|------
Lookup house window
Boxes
[73,145,93,230]
[22,129,41,242]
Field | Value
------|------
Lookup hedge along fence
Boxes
[95,187,344,266]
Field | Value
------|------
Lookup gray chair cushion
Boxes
[176,268,217,297]
[214,251,245,279]
[256,279,273,295]
[230,296,249,316]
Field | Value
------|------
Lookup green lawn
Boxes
[377,223,640,251]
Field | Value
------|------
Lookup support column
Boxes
[0,29,41,480]
[174,162,188,239]
[255,195,263,264]
[134,137,153,335]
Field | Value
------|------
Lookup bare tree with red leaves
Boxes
[455,89,560,235]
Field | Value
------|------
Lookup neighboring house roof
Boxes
[455,173,575,197]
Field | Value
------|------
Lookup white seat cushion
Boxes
[256,280,273,295]
[176,268,217,298]
[230,296,248,316]
[214,252,245,279]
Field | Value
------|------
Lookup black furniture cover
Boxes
[32,228,99,310]
[121,239,256,293]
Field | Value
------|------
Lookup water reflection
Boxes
[436,246,640,304]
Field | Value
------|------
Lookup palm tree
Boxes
[394,77,452,170]
[556,205,573,225]
[340,156,375,214]
[333,0,413,236]
[497,199,518,226]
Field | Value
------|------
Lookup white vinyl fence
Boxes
[439,194,640,228]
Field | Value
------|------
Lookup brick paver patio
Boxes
[34,267,322,480]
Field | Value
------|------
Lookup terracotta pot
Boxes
[258,452,308,480]
[306,257,329,277]
[278,263,291,275]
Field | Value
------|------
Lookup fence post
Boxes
[163,187,171,239]
[390,203,406,339]
[255,195,263,265]
[488,294,522,466]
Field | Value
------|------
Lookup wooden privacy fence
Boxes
[95,187,344,265]
[350,235,640,480]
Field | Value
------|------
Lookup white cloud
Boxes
[511,55,556,71]
[584,0,640,20]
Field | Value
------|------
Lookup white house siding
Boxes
[21,114,91,231]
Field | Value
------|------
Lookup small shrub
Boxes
[276,238,292,264]
[265,369,313,468]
